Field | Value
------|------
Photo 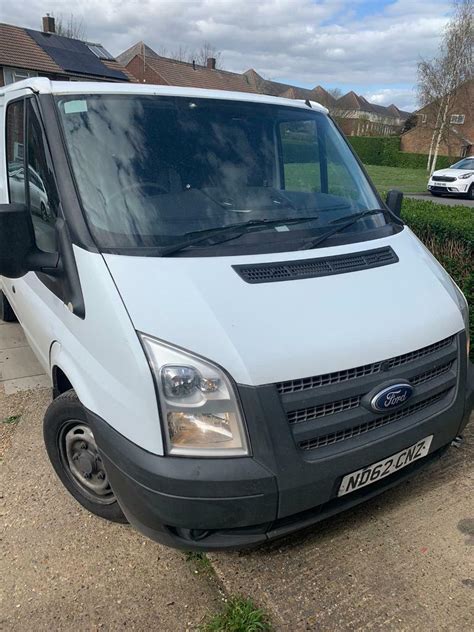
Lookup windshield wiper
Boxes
[160,216,319,256]
[298,209,387,251]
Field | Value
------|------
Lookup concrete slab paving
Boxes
[0,388,222,631]
[210,419,474,631]
[0,322,28,349]
[0,322,50,394]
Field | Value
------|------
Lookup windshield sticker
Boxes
[64,100,88,114]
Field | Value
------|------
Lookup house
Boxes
[0,16,134,86]
[331,91,411,136]
[242,68,337,108]
[117,42,255,93]
[119,42,410,136]
[400,79,473,158]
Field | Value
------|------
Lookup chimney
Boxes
[207,57,216,70]
[42,15,56,34]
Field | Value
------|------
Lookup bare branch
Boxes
[52,13,87,40]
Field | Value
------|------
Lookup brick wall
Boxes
[401,80,473,157]
[126,56,168,85]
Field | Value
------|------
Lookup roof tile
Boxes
[144,55,255,93]
[0,23,63,74]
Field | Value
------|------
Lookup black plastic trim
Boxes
[38,94,98,252]
[233,245,399,284]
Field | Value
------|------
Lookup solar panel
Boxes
[88,44,115,61]
[26,29,127,80]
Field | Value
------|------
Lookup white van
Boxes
[1,79,472,550]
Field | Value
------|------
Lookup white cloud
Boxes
[363,88,418,112]
[3,0,451,110]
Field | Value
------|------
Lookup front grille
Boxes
[410,362,451,385]
[299,389,451,451]
[277,336,454,394]
[278,334,458,454]
[233,247,398,284]
[432,176,456,182]
[288,396,361,424]
[287,361,453,425]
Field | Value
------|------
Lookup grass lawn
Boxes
[284,162,429,196]
[364,164,428,194]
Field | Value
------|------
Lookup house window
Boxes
[450,114,465,124]
[3,67,38,85]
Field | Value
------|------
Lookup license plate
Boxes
[436,182,447,186]
[338,435,433,497]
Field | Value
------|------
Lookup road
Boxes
[407,193,474,207]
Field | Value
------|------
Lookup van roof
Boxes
[0,77,328,113]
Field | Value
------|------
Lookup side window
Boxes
[279,120,321,192]
[6,100,26,205]
[26,100,58,253]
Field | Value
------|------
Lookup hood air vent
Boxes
[233,246,398,284]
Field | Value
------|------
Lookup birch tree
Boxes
[417,0,473,173]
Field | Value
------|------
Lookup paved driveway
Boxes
[407,194,474,207]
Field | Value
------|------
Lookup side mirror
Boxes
[0,203,58,278]
[385,190,403,218]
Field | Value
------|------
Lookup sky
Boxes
[1,0,453,111]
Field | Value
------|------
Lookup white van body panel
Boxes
[104,228,464,388]
[0,77,328,113]
[3,247,163,454]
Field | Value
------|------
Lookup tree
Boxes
[401,113,418,134]
[53,13,87,40]
[327,87,343,100]
[417,0,473,173]
[158,42,223,68]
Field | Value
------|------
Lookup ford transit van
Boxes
[1,79,472,550]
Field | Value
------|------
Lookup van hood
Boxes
[104,229,464,386]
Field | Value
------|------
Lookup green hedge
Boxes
[401,198,473,359]
[348,136,452,170]
[282,139,318,163]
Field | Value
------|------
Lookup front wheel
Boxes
[43,390,127,523]
[467,185,473,200]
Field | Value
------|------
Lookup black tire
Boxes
[430,191,442,197]
[467,185,473,200]
[43,390,127,523]
[0,290,17,322]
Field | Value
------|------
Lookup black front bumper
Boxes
[88,353,474,551]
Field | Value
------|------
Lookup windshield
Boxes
[451,158,474,170]
[56,94,388,254]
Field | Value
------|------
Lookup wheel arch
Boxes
[49,341,92,404]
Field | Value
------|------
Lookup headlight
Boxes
[140,334,249,456]
[458,172,473,179]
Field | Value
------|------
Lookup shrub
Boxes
[348,136,452,170]
[401,198,473,358]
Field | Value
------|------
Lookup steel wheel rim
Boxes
[59,421,116,505]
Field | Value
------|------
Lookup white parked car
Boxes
[428,157,474,199]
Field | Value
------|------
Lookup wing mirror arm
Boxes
[26,248,61,276]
